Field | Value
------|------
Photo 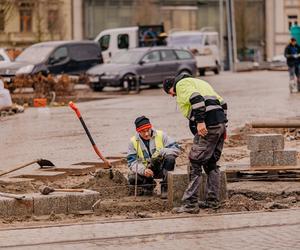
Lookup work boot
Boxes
[172,203,199,214]
[198,199,220,209]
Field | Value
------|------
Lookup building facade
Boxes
[0,0,297,62]
[0,0,74,47]
[266,0,300,60]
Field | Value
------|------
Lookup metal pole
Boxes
[226,0,233,71]
[230,0,238,70]
[219,0,224,71]
[134,140,140,197]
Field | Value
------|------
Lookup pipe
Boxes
[252,120,300,128]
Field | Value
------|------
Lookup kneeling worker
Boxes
[127,116,180,198]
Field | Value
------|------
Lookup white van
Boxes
[167,30,221,76]
[94,24,165,63]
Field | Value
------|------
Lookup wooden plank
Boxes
[226,165,300,173]
[44,165,97,175]
[14,171,67,181]
[229,177,300,182]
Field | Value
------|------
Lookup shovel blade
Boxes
[37,159,55,168]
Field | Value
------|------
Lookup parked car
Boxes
[167,29,220,76]
[87,46,197,91]
[0,41,103,90]
[0,48,12,63]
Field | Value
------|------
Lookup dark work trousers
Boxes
[128,155,176,191]
[182,123,226,205]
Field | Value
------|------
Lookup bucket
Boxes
[33,98,47,107]
[290,25,300,44]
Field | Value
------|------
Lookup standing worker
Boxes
[163,74,227,213]
[284,37,300,91]
[127,116,180,199]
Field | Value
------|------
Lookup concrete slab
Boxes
[167,169,189,208]
[0,196,33,218]
[250,151,274,166]
[67,190,100,214]
[248,134,284,151]
[30,193,68,216]
[168,168,227,207]
[274,149,298,166]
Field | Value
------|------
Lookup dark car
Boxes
[87,46,197,91]
[0,40,102,90]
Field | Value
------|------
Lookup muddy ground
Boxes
[1,71,300,227]
[1,124,300,227]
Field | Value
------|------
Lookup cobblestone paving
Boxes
[1,209,300,249]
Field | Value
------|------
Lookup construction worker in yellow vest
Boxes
[127,116,180,199]
[163,74,227,213]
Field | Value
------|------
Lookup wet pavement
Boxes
[1,71,300,171]
[1,209,300,249]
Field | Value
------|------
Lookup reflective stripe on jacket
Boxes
[175,77,227,126]
[127,129,180,175]
[130,130,164,166]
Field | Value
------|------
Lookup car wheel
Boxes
[213,67,219,75]
[199,68,205,76]
[179,69,192,76]
[122,74,137,92]
[148,84,160,89]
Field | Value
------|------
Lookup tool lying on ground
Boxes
[0,159,55,177]
[69,101,112,169]
[39,185,85,195]
[0,192,26,200]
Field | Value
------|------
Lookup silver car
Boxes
[87,46,197,91]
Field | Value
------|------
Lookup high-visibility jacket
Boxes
[130,130,164,166]
[175,77,227,126]
[127,129,180,175]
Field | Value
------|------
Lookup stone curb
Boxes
[0,190,100,218]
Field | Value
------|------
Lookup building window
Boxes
[0,10,4,31]
[20,9,32,32]
[288,15,298,29]
[48,10,59,32]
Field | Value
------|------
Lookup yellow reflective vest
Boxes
[130,130,164,165]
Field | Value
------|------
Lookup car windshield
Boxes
[15,46,54,63]
[110,50,144,64]
[168,34,203,46]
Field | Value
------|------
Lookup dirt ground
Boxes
[1,124,300,227]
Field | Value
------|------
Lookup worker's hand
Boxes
[104,159,112,168]
[197,122,208,137]
[144,168,154,177]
